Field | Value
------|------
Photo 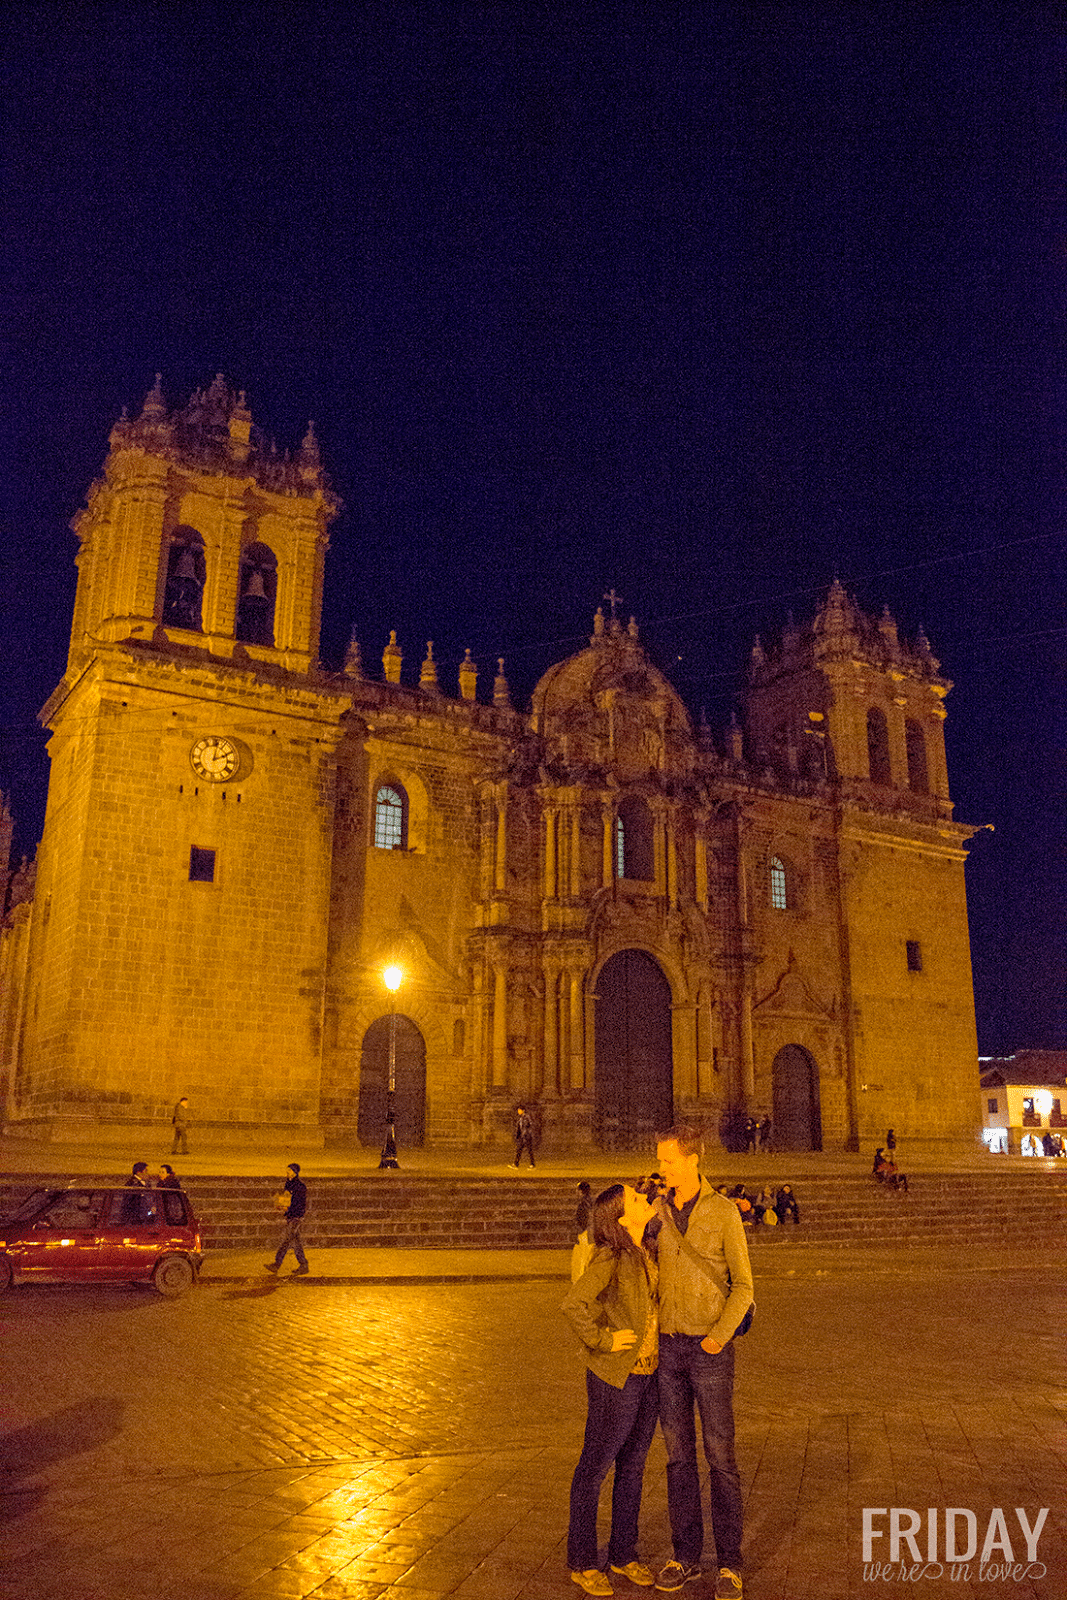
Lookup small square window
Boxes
[189,846,216,883]
[905,939,922,972]
[987,1097,998,1114]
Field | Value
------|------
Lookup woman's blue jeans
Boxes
[567,1368,659,1571]
[657,1333,743,1571]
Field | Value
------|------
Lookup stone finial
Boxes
[729,712,744,760]
[382,630,403,683]
[140,373,166,421]
[458,648,478,701]
[299,420,320,465]
[493,657,511,708]
[749,635,765,671]
[878,604,900,654]
[627,615,639,639]
[344,630,363,680]
[228,387,252,458]
[915,625,940,672]
[420,640,439,692]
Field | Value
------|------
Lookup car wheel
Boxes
[0,1255,11,1292]
[152,1254,195,1299]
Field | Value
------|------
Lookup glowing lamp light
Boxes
[1034,1089,1054,1117]
[383,964,403,993]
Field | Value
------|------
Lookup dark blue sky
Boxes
[2,2,1063,1051]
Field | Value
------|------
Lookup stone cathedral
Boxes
[0,378,982,1153]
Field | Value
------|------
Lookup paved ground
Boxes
[1,1244,1064,1600]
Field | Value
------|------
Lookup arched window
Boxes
[905,719,929,794]
[373,783,407,850]
[161,528,205,631]
[616,795,654,881]
[867,707,891,786]
[770,856,788,910]
[236,542,277,646]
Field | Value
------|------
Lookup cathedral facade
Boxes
[0,378,982,1153]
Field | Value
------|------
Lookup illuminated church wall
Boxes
[0,380,982,1153]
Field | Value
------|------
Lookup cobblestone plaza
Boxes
[1,1244,1064,1600]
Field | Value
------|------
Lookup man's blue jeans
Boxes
[658,1333,743,1571]
[567,1369,659,1571]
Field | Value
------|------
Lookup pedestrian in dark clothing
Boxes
[158,1164,182,1189]
[172,1097,190,1154]
[743,1117,757,1154]
[886,1128,896,1154]
[265,1163,309,1275]
[757,1116,771,1153]
[513,1106,536,1167]
[125,1162,150,1187]
[775,1185,800,1224]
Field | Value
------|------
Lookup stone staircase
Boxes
[3,1168,1066,1252]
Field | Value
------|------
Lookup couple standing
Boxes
[561,1124,752,1599]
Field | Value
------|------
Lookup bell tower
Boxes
[16,378,348,1144]
[69,373,337,674]
[744,581,952,810]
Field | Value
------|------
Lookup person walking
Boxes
[513,1106,536,1167]
[561,1182,660,1595]
[265,1163,309,1276]
[171,1097,190,1154]
[653,1124,753,1599]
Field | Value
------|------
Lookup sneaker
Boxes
[714,1569,743,1599]
[610,1560,654,1586]
[572,1571,614,1596]
[655,1562,701,1592]
[263,1263,279,1274]
[292,1264,310,1275]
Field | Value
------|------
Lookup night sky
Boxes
[2,3,1063,1052]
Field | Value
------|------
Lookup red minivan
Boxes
[0,1184,203,1297]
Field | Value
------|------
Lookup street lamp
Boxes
[379,964,403,1169]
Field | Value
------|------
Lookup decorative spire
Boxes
[749,634,765,670]
[299,420,320,466]
[627,615,639,639]
[420,640,439,692]
[915,625,939,672]
[878,604,899,655]
[728,712,744,760]
[343,629,362,680]
[382,629,403,684]
[140,373,166,421]
[458,648,478,701]
[228,386,252,459]
[493,657,511,708]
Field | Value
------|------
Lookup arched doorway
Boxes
[771,1044,822,1151]
[594,950,674,1151]
[357,1016,427,1148]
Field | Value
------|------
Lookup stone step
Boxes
[3,1169,1065,1252]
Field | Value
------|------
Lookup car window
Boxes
[2,1188,57,1223]
[112,1190,163,1226]
[161,1190,188,1226]
[40,1191,103,1229]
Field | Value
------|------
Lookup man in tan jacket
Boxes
[653,1124,753,1600]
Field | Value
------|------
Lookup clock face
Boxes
[190,736,241,782]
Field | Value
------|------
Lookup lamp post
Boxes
[379,964,403,1169]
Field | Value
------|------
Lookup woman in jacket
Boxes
[561,1182,659,1596]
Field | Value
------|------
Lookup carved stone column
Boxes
[569,969,585,1091]
[492,962,508,1090]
